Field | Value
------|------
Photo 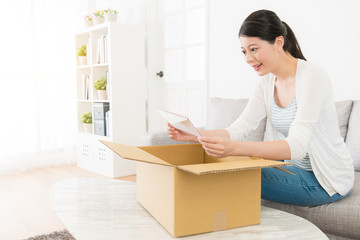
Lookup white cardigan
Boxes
[226,59,354,196]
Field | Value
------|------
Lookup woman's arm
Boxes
[169,124,291,160]
[198,136,291,160]
[199,129,230,139]
[167,124,230,142]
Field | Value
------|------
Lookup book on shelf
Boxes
[106,71,110,99]
[81,74,90,100]
[104,34,108,63]
[86,75,90,99]
[96,38,101,64]
[96,34,108,64]
[105,110,111,137]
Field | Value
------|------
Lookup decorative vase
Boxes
[105,14,117,22]
[83,123,92,133]
[84,19,93,28]
[78,56,87,66]
[97,90,108,100]
[93,16,104,25]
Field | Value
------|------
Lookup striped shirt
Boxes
[272,96,312,171]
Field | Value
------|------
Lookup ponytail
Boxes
[281,21,306,61]
[239,10,306,61]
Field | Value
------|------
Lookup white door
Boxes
[146,0,208,132]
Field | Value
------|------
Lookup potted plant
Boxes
[83,14,93,27]
[104,8,118,22]
[81,112,92,133]
[77,45,87,66]
[94,77,107,100]
[93,9,105,25]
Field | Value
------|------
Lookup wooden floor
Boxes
[0,165,136,240]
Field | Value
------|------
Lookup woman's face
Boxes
[239,36,282,76]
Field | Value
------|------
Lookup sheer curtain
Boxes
[0,0,89,174]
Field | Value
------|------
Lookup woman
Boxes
[168,9,354,206]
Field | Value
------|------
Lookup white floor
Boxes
[0,165,135,240]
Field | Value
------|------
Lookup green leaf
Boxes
[94,77,107,90]
[81,112,92,123]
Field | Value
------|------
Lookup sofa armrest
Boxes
[140,127,205,146]
[140,131,194,146]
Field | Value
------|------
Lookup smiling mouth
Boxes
[253,63,262,71]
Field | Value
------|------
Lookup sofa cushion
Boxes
[335,100,353,140]
[346,100,360,172]
[205,98,266,141]
[262,171,360,239]
[206,98,248,129]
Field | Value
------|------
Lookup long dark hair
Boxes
[239,10,306,61]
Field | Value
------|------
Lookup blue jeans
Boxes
[261,166,350,206]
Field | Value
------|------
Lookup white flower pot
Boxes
[83,123,92,133]
[93,16,104,25]
[105,14,117,22]
[84,19,93,27]
[78,56,87,66]
[97,90,108,100]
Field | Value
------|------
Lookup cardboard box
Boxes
[100,141,290,237]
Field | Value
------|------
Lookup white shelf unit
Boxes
[75,22,146,178]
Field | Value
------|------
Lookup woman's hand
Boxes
[167,123,198,142]
[198,136,234,158]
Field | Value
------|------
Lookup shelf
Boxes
[96,134,112,141]
[78,99,110,103]
[76,22,109,36]
[92,63,109,68]
[75,31,90,38]
[76,65,91,69]
[88,22,110,32]
[77,99,92,103]
[93,99,110,103]
[76,64,108,69]
[76,23,146,178]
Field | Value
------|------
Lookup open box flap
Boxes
[177,159,291,175]
[100,140,171,166]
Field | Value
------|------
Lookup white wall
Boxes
[209,0,360,101]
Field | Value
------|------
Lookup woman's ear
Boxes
[275,36,285,51]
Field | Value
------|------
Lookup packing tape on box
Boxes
[213,211,227,231]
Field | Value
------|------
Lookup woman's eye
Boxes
[251,48,257,52]
[242,51,246,55]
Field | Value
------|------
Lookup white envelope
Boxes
[156,109,201,137]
